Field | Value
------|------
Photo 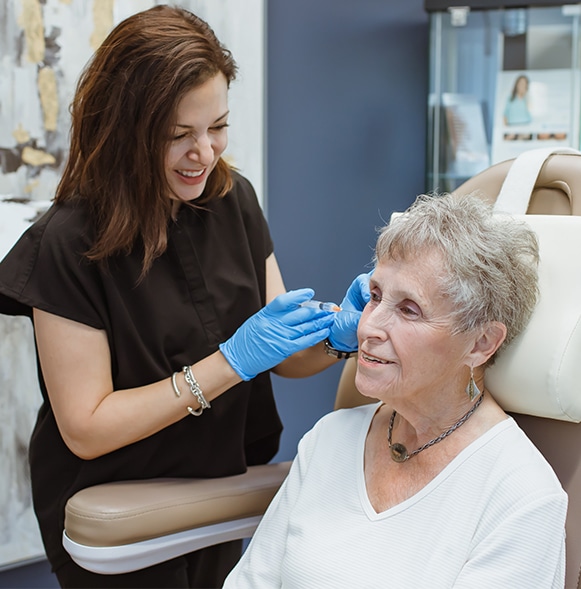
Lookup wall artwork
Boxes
[0,0,264,569]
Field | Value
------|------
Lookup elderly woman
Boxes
[223,193,567,588]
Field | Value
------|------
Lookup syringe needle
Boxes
[299,300,342,312]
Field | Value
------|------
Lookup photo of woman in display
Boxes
[503,74,532,126]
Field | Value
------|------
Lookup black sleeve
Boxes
[0,204,106,329]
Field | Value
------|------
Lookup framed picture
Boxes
[491,69,580,164]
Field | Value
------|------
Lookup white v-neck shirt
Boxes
[224,403,567,589]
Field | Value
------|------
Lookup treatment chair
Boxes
[453,149,581,589]
[332,148,581,588]
[63,149,581,587]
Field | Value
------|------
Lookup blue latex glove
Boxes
[328,272,372,352]
[219,288,335,381]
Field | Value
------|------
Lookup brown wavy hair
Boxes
[55,5,237,275]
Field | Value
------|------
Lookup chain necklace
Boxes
[387,393,484,463]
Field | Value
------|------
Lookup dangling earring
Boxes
[466,366,481,402]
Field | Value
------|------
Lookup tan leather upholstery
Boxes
[511,413,581,589]
[451,152,581,215]
[65,461,291,548]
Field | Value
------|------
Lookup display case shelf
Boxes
[425,1,581,192]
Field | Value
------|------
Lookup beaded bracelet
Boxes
[182,365,211,416]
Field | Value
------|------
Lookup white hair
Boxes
[375,193,539,363]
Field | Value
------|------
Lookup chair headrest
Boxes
[453,152,581,215]
[453,152,581,423]
[484,214,581,422]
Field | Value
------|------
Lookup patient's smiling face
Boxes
[355,251,473,405]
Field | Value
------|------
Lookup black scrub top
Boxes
[0,171,282,571]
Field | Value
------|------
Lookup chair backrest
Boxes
[456,153,581,589]
[335,152,581,589]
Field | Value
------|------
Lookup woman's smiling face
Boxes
[165,72,229,204]
[356,251,473,405]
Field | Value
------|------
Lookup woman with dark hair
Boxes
[0,6,367,588]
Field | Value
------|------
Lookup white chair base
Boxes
[62,515,262,574]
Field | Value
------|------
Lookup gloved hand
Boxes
[219,288,335,381]
[328,272,372,352]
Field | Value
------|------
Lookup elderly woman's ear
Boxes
[469,321,508,367]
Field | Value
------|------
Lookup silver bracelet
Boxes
[171,372,182,397]
[182,365,211,416]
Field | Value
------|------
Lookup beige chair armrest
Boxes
[65,461,291,548]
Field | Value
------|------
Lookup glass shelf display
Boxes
[425,2,581,192]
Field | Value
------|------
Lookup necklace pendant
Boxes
[390,442,409,463]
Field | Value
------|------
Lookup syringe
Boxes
[300,300,342,312]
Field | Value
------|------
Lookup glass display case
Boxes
[425,1,581,192]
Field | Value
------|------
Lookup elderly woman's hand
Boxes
[328,272,372,352]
